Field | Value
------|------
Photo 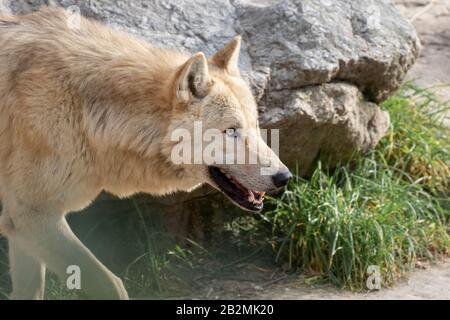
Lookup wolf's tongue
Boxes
[254,191,265,201]
[248,190,265,203]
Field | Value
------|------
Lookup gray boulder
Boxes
[261,83,390,175]
[237,0,420,102]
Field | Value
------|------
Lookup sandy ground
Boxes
[395,0,450,126]
[253,259,450,300]
[395,0,450,100]
[194,257,450,300]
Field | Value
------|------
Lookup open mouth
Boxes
[208,166,265,212]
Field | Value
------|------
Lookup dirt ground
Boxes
[396,0,450,127]
[395,0,450,101]
[254,259,450,300]
[197,0,450,300]
[194,258,450,300]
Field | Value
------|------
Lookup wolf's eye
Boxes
[225,128,238,138]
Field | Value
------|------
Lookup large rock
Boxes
[237,0,420,102]
[261,83,390,175]
[3,0,420,236]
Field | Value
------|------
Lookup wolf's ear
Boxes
[176,52,211,103]
[211,36,241,76]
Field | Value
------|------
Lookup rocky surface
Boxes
[236,0,420,103]
[261,83,390,174]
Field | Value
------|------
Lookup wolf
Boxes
[0,7,292,299]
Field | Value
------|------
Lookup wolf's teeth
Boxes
[226,174,232,179]
[248,193,255,202]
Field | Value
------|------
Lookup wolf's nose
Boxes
[272,170,292,188]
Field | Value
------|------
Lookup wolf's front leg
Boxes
[9,239,46,300]
[9,206,128,300]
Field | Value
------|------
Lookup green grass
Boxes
[262,84,450,289]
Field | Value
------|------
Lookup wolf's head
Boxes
[165,37,292,212]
